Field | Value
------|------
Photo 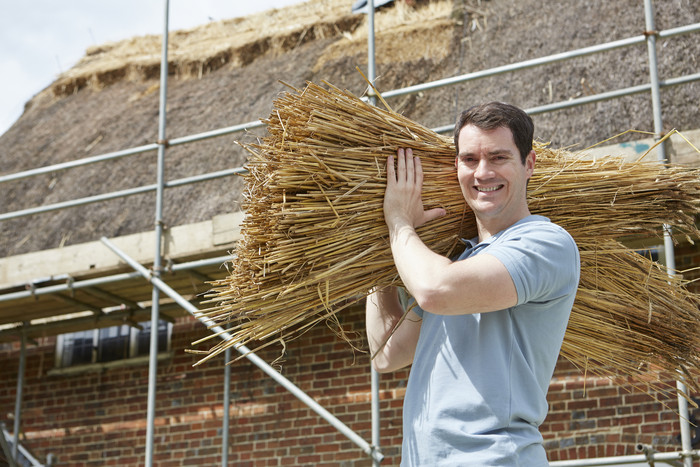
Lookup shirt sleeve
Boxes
[483,222,580,306]
[398,287,424,318]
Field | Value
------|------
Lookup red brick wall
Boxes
[542,358,694,462]
[1,297,697,466]
[0,307,400,466]
[677,242,700,295]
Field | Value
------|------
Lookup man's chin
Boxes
[468,200,498,214]
[469,204,498,219]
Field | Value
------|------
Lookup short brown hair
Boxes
[454,102,534,164]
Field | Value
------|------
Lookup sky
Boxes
[0,0,306,137]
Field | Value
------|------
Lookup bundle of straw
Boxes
[194,81,700,394]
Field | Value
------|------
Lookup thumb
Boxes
[422,207,447,224]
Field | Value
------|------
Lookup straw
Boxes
[192,81,700,395]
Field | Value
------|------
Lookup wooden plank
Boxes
[0,213,240,290]
[0,241,232,336]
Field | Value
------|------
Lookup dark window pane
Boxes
[98,325,131,362]
[636,248,659,262]
[136,320,168,356]
[62,330,94,366]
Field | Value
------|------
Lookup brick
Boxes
[3,306,697,466]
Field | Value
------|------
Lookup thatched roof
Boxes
[1,0,699,257]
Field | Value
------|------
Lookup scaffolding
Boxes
[1,0,700,465]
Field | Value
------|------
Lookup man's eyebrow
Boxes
[457,149,515,157]
[487,148,516,156]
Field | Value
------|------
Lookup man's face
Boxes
[455,124,535,226]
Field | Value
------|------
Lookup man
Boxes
[366,102,580,465]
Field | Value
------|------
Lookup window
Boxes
[636,247,660,263]
[59,330,95,367]
[98,324,132,362]
[56,320,171,368]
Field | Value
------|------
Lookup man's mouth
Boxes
[475,185,503,193]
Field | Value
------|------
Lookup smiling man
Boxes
[366,102,580,465]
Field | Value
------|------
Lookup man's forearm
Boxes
[365,286,403,356]
[389,223,452,309]
[365,286,420,372]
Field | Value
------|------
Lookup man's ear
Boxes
[525,150,536,178]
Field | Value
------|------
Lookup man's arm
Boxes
[365,286,422,373]
[384,148,518,315]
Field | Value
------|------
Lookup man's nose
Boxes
[474,158,492,178]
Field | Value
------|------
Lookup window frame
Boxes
[55,319,172,369]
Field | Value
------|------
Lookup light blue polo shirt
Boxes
[401,215,580,466]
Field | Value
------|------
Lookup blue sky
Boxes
[0,0,304,136]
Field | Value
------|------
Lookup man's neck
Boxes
[476,210,532,243]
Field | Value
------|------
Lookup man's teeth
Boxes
[476,185,501,192]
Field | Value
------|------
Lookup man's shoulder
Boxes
[503,215,573,241]
[492,215,579,266]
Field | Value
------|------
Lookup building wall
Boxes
[1,295,698,466]
[543,359,694,461]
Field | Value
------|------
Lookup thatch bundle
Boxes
[193,81,700,394]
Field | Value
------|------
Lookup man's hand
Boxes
[384,148,446,234]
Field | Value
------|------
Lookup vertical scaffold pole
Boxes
[366,0,382,465]
[222,347,231,466]
[12,330,26,461]
[145,1,170,466]
[643,1,693,466]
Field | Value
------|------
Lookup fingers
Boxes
[388,148,424,193]
[385,148,443,229]
[397,148,407,184]
[393,148,417,185]
[413,152,423,187]
[386,154,396,184]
